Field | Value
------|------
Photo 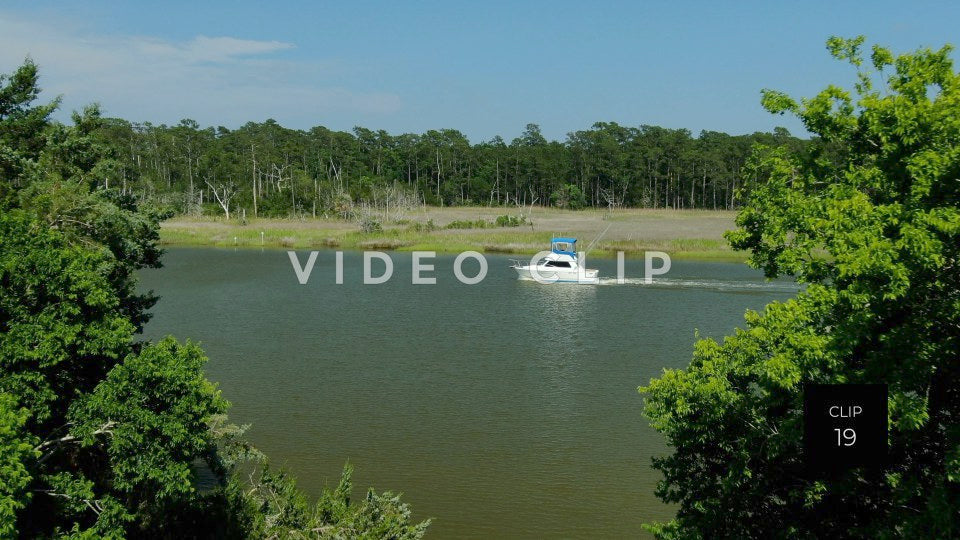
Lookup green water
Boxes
[138,248,798,538]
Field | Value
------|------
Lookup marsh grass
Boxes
[159,207,748,261]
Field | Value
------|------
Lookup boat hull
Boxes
[513,266,599,284]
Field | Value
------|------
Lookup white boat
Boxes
[511,237,599,284]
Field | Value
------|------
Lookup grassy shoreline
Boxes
[159,207,749,261]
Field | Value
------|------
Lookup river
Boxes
[138,247,798,538]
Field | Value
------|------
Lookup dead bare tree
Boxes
[599,187,623,214]
[35,421,115,464]
[351,184,419,226]
[205,176,239,220]
[250,144,258,217]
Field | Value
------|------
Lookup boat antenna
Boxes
[583,223,612,256]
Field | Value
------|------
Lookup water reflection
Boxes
[514,282,598,415]
[517,281,598,340]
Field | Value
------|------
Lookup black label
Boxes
[803,384,887,473]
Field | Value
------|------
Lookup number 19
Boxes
[834,428,856,446]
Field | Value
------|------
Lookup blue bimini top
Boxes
[551,237,577,256]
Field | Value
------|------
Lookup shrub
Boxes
[359,217,383,233]
[495,214,527,227]
[409,219,437,232]
[445,219,490,230]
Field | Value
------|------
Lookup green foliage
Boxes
[0,210,133,427]
[72,338,227,500]
[19,181,164,330]
[35,106,806,214]
[315,464,430,539]
[227,463,430,539]
[443,215,529,229]
[0,58,428,538]
[0,212,222,537]
[0,394,35,538]
[10,101,165,331]
[0,58,60,186]
[549,183,587,209]
[642,36,960,538]
[256,189,294,218]
[409,218,438,232]
[359,216,383,233]
[445,218,490,229]
[495,214,527,227]
[204,416,429,538]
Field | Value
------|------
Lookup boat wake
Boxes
[596,277,802,293]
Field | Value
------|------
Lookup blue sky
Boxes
[1,1,958,142]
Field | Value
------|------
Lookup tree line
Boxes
[92,116,809,219]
